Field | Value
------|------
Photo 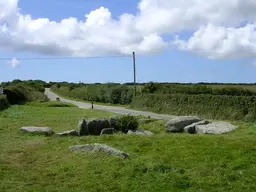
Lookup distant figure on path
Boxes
[91,101,94,109]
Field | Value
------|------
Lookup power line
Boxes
[0,55,132,60]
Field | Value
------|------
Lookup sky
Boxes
[0,0,256,83]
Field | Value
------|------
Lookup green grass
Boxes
[25,101,77,108]
[0,104,256,191]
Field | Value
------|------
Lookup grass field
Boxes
[0,103,256,191]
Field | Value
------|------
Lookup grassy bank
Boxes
[130,94,256,122]
[0,103,256,191]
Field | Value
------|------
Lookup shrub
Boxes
[3,85,48,104]
[109,86,127,104]
[4,86,29,104]
[115,115,139,133]
[0,95,9,110]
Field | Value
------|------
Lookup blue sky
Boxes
[1,0,256,83]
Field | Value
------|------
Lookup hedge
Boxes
[142,82,256,96]
[130,94,256,121]
[52,85,133,105]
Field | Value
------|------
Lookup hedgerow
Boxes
[130,94,256,121]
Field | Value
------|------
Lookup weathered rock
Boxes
[127,128,153,136]
[69,144,128,159]
[78,119,89,136]
[100,128,116,135]
[184,120,210,134]
[195,122,238,134]
[55,130,78,136]
[87,119,99,135]
[20,126,54,136]
[87,118,110,135]
[165,116,201,133]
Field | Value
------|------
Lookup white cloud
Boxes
[136,0,256,34]
[8,57,20,68]
[174,24,256,59]
[1,0,256,59]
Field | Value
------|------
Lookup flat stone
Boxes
[20,126,54,136]
[69,144,128,159]
[195,122,238,134]
[127,128,153,136]
[55,130,78,136]
[127,130,145,135]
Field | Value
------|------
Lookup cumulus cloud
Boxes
[174,24,256,59]
[8,57,20,68]
[136,0,256,34]
[1,0,256,59]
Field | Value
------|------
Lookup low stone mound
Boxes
[78,118,111,136]
[165,116,238,135]
[69,144,128,159]
[20,126,54,136]
[165,116,202,133]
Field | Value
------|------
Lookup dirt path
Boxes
[44,88,176,120]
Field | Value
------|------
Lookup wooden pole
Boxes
[133,52,136,97]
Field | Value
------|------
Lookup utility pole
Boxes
[133,52,136,97]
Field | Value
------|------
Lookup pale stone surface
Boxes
[69,144,128,159]
[20,126,54,135]
[195,122,238,134]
